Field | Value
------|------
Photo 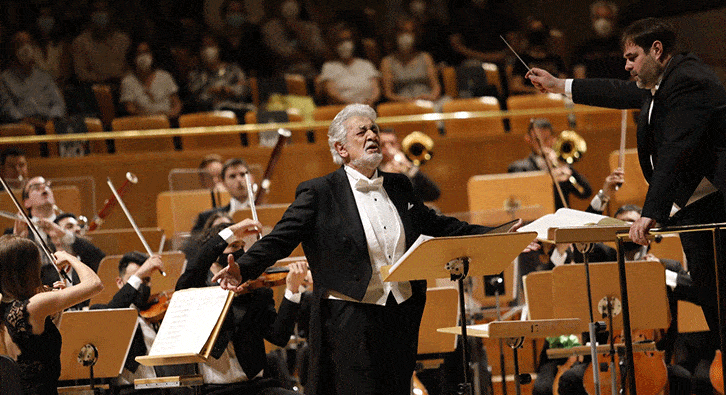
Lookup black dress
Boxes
[2,299,62,395]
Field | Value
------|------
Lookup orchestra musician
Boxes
[211,104,538,395]
[89,252,168,388]
[6,176,105,292]
[0,235,103,395]
[527,17,726,334]
[378,128,441,203]
[191,158,253,233]
[0,147,29,190]
[508,118,592,209]
[176,218,307,395]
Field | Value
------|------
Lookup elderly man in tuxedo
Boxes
[212,104,536,395]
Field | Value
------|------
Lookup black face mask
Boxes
[217,248,245,265]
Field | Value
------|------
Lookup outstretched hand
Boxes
[525,68,566,94]
[211,253,248,294]
[507,219,541,253]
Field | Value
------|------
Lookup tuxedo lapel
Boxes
[331,167,368,252]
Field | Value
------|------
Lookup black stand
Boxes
[448,256,473,395]
[574,242,604,395]
[78,343,102,395]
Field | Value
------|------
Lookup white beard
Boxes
[350,152,383,172]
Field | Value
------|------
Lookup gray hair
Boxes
[328,104,377,165]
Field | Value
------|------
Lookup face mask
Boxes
[280,0,300,19]
[91,12,109,28]
[409,0,426,15]
[226,13,245,28]
[397,33,415,52]
[217,248,246,266]
[593,18,613,37]
[201,46,219,64]
[16,45,35,66]
[135,53,153,71]
[37,16,55,33]
[336,40,354,59]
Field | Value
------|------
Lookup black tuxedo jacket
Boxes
[176,233,299,379]
[571,53,726,223]
[236,167,494,300]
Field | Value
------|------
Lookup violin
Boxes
[238,266,290,293]
[582,330,667,395]
[139,290,173,324]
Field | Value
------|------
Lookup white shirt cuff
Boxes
[219,227,235,243]
[127,275,143,290]
[590,195,605,212]
[665,269,679,290]
[550,247,568,267]
[284,288,302,303]
[565,79,573,98]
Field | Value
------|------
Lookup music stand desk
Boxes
[438,318,581,339]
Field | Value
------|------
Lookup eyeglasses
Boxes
[27,181,51,192]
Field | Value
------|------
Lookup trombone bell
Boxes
[401,131,434,166]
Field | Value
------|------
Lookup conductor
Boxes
[212,103,537,395]
[527,17,726,333]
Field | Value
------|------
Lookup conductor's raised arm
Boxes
[526,67,566,94]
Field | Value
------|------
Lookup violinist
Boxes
[6,176,105,294]
[191,158,254,233]
[176,218,306,395]
[89,252,167,387]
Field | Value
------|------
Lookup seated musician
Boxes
[7,176,105,290]
[191,158,253,234]
[378,128,440,203]
[176,218,306,395]
[508,118,592,209]
[89,251,167,388]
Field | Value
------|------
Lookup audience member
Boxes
[319,23,380,106]
[379,129,440,202]
[507,18,567,95]
[571,1,629,80]
[380,18,443,106]
[119,41,182,118]
[32,6,72,89]
[71,1,131,84]
[449,0,521,66]
[261,0,328,81]
[191,158,253,232]
[0,147,29,187]
[403,0,455,65]
[218,0,271,77]
[187,33,252,119]
[508,118,592,209]
[0,31,66,128]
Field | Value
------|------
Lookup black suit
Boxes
[235,167,493,395]
[571,53,726,332]
[175,233,299,390]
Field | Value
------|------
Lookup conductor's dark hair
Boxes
[621,18,677,58]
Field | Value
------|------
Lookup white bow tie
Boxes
[355,177,383,192]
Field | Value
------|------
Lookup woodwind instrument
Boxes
[616,110,627,190]
[531,130,570,208]
[0,175,72,283]
[88,172,138,231]
[254,129,292,205]
[106,177,166,276]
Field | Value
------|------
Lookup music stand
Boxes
[57,309,138,392]
[382,231,537,395]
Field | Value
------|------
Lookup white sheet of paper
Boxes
[517,208,608,240]
[148,287,230,356]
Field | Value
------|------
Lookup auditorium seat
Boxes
[376,100,438,137]
[45,117,106,155]
[111,114,174,153]
[178,110,240,150]
[312,104,347,143]
[91,84,115,130]
[506,93,570,134]
[284,74,308,96]
[0,123,41,157]
[244,108,304,144]
[482,62,504,98]
[441,66,458,98]
[442,96,505,138]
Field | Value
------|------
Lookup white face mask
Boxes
[135,53,153,71]
[16,44,35,66]
[593,18,613,37]
[280,0,300,19]
[337,40,354,59]
[409,0,426,15]
[201,46,219,64]
[397,33,415,52]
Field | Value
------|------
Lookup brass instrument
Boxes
[554,130,587,165]
[401,131,434,166]
[553,130,587,195]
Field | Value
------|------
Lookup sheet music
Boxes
[390,234,434,272]
[516,208,609,240]
[148,287,231,356]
